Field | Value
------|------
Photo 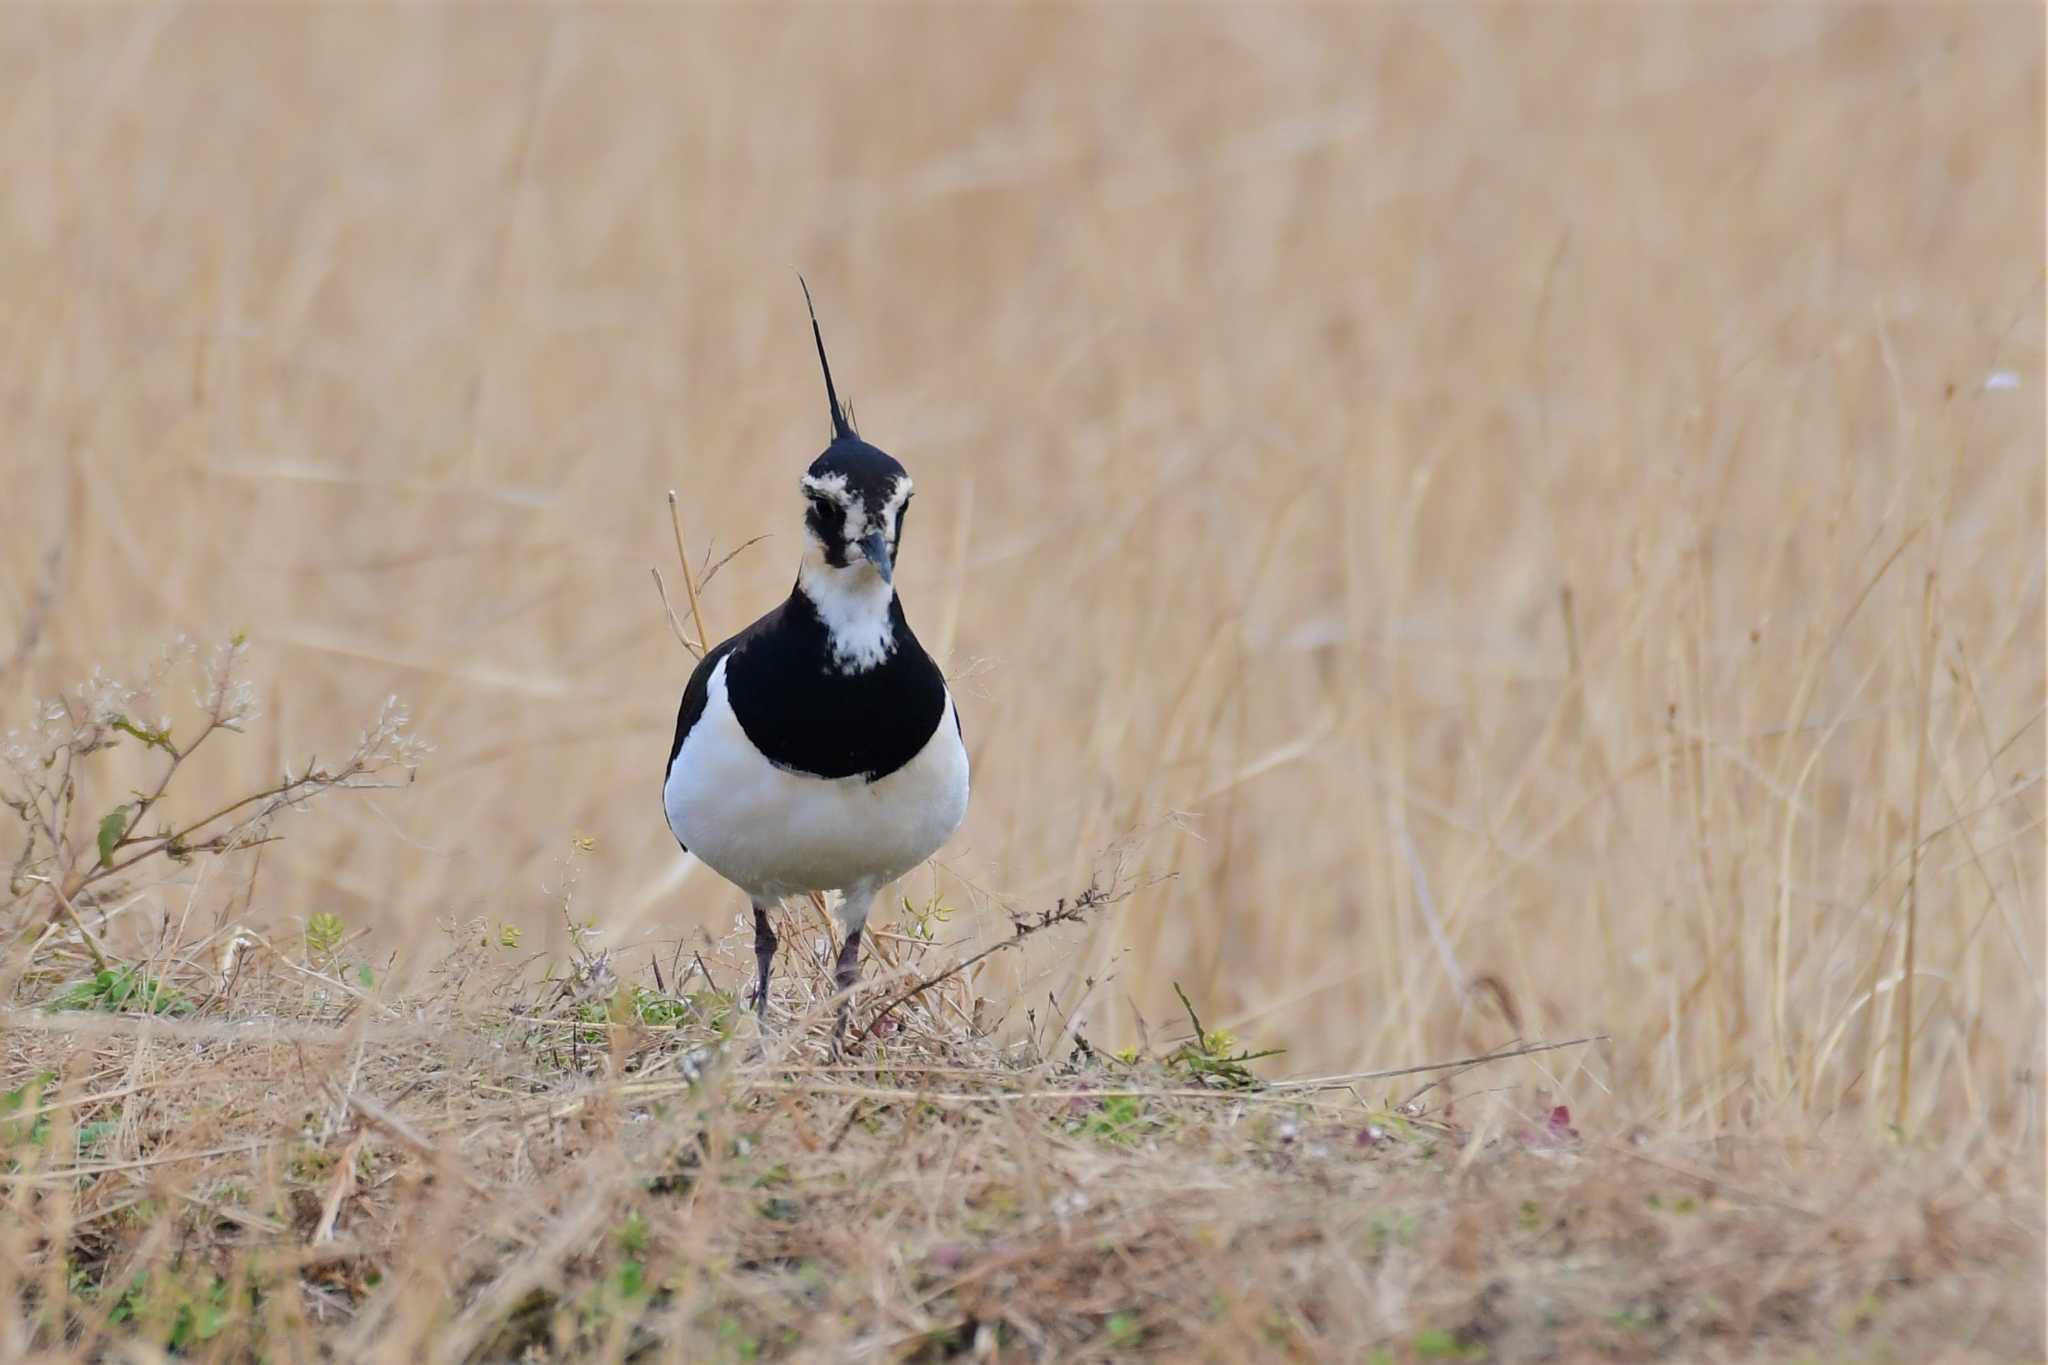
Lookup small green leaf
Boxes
[97,806,132,868]
[1413,1328,1484,1360]
[305,913,345,959]
[110,716,176,754]
[356,963,374,987]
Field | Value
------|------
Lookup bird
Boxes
[662,283,969,1035]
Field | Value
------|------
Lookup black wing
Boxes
[663,603,785,851]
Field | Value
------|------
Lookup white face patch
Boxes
[799,474,912,558]
[796,471,914,672]
[879,476,913,536]
[799,471,910,544]
[800,470,853,512]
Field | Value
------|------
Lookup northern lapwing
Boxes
[663,285,969,1033]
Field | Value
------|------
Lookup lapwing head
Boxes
[796,281,913,587]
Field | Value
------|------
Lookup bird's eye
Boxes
[805,492,845,537]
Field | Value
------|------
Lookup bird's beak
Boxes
[858,529,893,583]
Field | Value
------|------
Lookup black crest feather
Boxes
[799,276,856,443]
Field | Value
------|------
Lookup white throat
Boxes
[798,558,897,673]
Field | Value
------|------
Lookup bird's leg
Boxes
[750,901,778,1019]
[830,884,878,1040]
[831,927,863,1035]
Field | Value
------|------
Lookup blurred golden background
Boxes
[3,5,2041,1129]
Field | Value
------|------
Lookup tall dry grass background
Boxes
[4,4,2044,1149]
[3,7,2044,1359]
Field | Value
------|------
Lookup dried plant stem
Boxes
[650,567,701,656]
[48,881,110,973]
[668,490,710,654]
[1896,570,1937,1130]
[699,534,771,592]
[849,880,1132,1045]
[97,769,327,880]
[1280,1034,1610,1095]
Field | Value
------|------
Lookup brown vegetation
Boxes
[1,5,2041,1360]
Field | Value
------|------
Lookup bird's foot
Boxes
[826,925,863,1054]
[828,1006,863,1061]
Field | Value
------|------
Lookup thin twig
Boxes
[1393,797,1466,1001]
[1400,1034,1524,1108]
[97,760,403,882]
[691,951,720,996]
[313,1133,366,1243]
[1898,570,1937,1129]
[699,533,771,592]
[48,879,110,972]
[0,1139,280,1186]
[849,879,1139,1046]
[668,490,709,654]
[650,567,704,657]
[1270,1035,1610,1094]
[334,1085,435,1158]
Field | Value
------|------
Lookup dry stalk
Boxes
[668,489,709,655]
[848,875,1140,1046]
[1897,569,1938,1129]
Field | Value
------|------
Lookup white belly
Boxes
[663,656,970,900]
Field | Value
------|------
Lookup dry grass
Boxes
[0,4,2042,1360]
[0,934,2036,1363]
